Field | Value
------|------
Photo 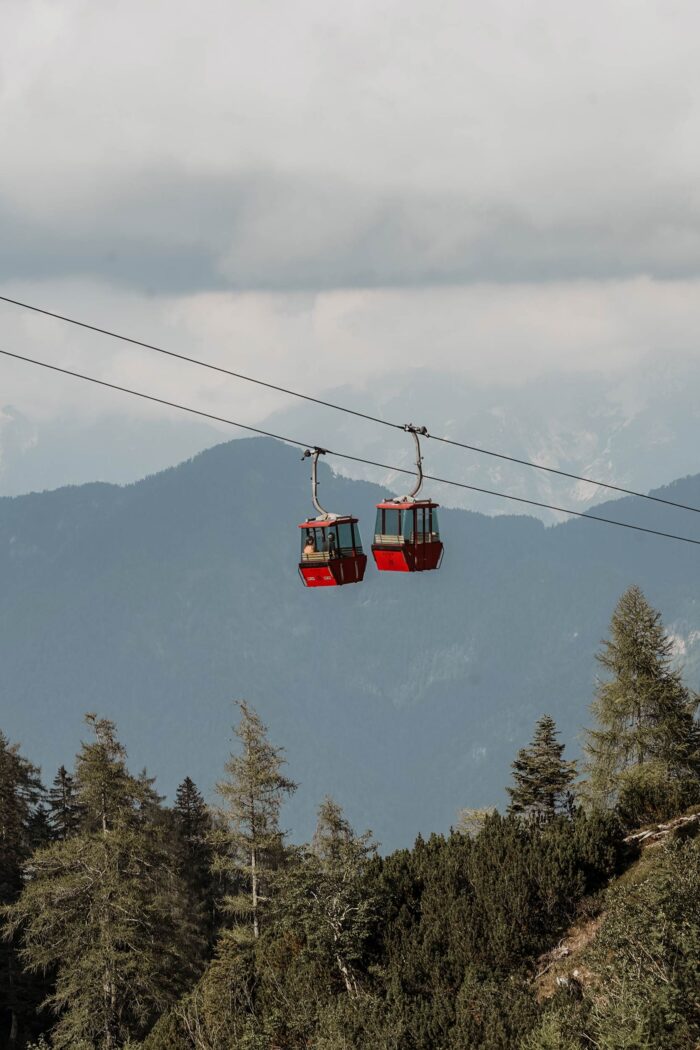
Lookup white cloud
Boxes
[3,0,700,493]
[2,2,700,290]
[2,274,700,428]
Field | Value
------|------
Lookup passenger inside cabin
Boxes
[303,532,316,556]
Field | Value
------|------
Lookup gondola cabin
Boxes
[372,500,443,573]
[298,516,367,587]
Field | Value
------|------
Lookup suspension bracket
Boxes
[396,424,429,501]
[302,447,335,519]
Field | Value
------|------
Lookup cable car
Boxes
[372,425,444,573]
[298,448,367,588]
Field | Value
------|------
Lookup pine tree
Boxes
[307,797,379,996]
[175,777,211,844]
[507,715,577,824]
[76,713,139,832]
[0,731,43,1048]
[4,714,197,1049]
[584,586,700,822]
[173,777,216,945]
[215,701,296,940]
[47,766,82,840]
[27,804,53,850]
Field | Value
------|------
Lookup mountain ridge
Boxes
[2,436,700,849]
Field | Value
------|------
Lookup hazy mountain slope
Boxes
[0,405,223,496]
[1,437,699,848]
[265,362,700,521]
[5,355,700,522]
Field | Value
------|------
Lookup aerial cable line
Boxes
[423,433,700,513]
[0,294,400,431]
[0,348,315,448]
[1,293,698,517]
[2,346,700,550]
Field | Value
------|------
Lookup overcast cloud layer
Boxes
[4,0,700,291]
[2,1,700,494]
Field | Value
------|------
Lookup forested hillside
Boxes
[2,586,699,1048]
[2,437,700,846]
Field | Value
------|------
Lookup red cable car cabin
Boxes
[372,501,443,572]
[298,516,367,588]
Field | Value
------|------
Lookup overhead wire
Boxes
[0,294,402,431]
[426,433,700,513]
[1,292,698,516]
[2,345,700,549]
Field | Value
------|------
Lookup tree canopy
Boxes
[584,585,700,823]
[1,585,699,1049]
[507,714,576,823]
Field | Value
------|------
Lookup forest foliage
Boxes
[1,585,699,1049]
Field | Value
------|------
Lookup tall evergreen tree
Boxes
[584,586,700,822]
[507,715,577,824]
[173,777,216,945]
[27,804,53,851]
[307,797,379,996]
[77,713,137,832]
[47,765,82,840]
[4,714,197,1050]
[175,777,211,844]
[0,731,43,1047]
[215,701,296,941]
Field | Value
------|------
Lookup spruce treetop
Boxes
[584,585,700,821]
[47,765,83,840]
[76,713,146,833]
[507,714,577,823]
[174,776,211,841]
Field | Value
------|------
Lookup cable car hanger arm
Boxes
[395,424,428,502]
[303,447,335,520]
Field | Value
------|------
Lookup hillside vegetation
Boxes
[528,822,700,1050]
[1,585,699,1048]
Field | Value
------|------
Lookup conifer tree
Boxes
[307,797,379,996]
[27,804,53,851]
[173,777,216,944]
[175,776,211,844]
[507,715,577,824]
[47,765,82,839]
[215,701,296,940]
[584,586,700,822]
[4,714,196,1049]
[77,713,137,832]
[0,731,43,1048]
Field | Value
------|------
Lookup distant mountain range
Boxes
[266,362,700,521]
[1,437,699,848]
[4,357,700,522]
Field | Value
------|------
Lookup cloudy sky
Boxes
[2,0,700,492]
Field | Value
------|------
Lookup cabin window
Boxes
[375,507,403,543]
[352,523,363,552]
[300,526,329,559]
[324,524,340,555]
[338,521,356,553]
[383,508,400,537]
